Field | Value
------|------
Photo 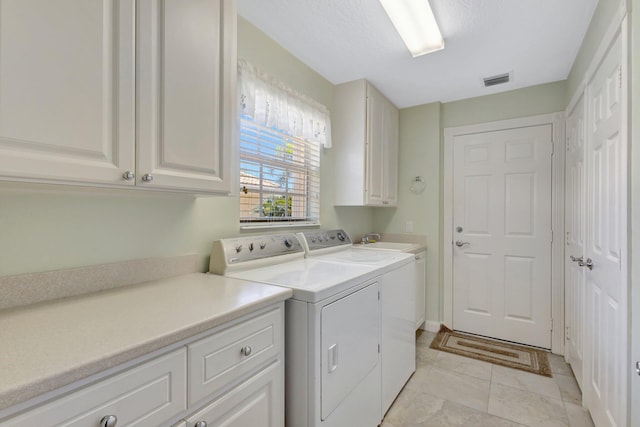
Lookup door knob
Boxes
[578,258,594,270]
[455,241,470,247]
[570,255,584,263]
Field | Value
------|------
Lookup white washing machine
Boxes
[297,229,416,416]
[209,233,390,427]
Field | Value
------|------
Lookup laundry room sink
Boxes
[357,242,421,252]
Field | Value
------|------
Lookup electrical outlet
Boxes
[405,220,413,233]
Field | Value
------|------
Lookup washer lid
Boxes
[225,258,379,303]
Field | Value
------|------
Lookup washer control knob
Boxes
[248,243,254,252]
[284,238,293,249]
[235,244,243,253]
[337,231,346,241]
[259,241,266,249]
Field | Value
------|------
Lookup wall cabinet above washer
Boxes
[0,0,236,194]
[332,79,399,207]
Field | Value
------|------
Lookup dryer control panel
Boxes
[209,233,304,274]
[297,229,352,253]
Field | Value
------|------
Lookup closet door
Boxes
[565,93,586,389]
[584,28,627,427]
[0,0,135,185]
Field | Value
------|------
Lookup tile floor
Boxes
[382,331,595,427]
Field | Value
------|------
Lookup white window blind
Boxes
[240,116,320,223]
[238,60,328,225]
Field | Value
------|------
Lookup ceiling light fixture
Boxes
[379,0,444,57]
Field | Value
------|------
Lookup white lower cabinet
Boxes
[3,349,188,427]
[414,251,426,330]
[184,360,283,427]
[381,262,416,415]
[2,305,284,427]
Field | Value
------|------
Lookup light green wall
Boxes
[373,102,442,322]
[237,17,374,238]
[0,18,372,277]
[566,0,625,101]
[442,80,567,128]
[375,82,568,325]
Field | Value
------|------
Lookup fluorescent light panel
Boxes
[380,0,444,57]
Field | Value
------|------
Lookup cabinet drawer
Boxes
[4,349,187,427]
[184,360,283,427]
[188,307,282,405]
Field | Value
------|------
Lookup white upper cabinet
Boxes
[333,79,399,206]
[0,0,236,194]
[137,0,236,193]
[0,0,136,186]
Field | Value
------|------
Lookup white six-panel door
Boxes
[565,92,586,389]
[452,125,553,349]
[583,28,627,427]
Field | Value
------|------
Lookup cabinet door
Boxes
[415,251,426,329]
[382,98,399,206]
[137,0,236,193]
[381,263,415,414]
[4,349,187,427]
[0,0,135,185]
[365,85,385,205]
[184,360,283,427]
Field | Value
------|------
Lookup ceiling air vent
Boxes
[483,73,510,87]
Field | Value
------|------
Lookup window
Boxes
[239,116,320,224]
[238,60,331,226]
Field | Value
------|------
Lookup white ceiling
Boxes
[237,0,599,108]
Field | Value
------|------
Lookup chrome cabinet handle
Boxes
[635,361,640,376]
[122,171,135,181]
[141,173,154,182]
[570,255,583,263]
[194,421,208,427]
[578,258,594,270]
[100,415,117,427]
[455,241,470,247]
[240,346,252,356]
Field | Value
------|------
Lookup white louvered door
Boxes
[452,124,553,348]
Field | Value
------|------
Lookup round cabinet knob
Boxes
[194,421,208,427]
[122,171,135,181]
[100,415,118,427]
[241,346,252,356]
[141,173,154,182]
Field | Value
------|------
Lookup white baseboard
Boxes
[421,320,441,333]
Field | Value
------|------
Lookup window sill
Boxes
[240,222,321,230]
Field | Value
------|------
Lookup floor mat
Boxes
[429,325,552,377]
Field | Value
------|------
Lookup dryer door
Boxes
[321,281,380,420]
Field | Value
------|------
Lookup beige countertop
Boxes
[0,273,292,412]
